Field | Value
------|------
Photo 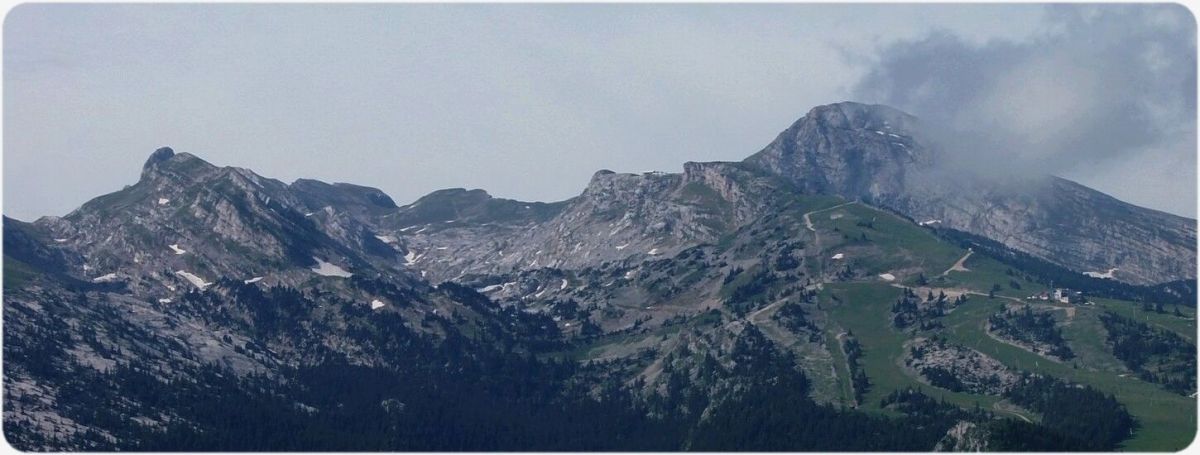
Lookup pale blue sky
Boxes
[4,4,1195,220]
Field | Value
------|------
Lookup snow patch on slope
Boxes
[91,273,119,283]
[175,270,212,290]
[1083,268,1119,279]
[311,258,352,278]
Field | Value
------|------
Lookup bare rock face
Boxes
[746,102,1195,285]
[30,150,418,298]
[387,166,764,282]
[934,421,990,452]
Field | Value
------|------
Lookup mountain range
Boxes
[4,102,1195,451]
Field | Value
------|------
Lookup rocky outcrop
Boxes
[905,337,1018,396]
[389,167,762,282]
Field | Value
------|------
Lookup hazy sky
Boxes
[4,3,1195,221]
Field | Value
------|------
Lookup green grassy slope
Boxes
[806,200,1195,451]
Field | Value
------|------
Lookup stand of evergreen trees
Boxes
[1099,311,1197,395]
[988,305,1074,360]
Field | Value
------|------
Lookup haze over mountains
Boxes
[4,102,1196,451]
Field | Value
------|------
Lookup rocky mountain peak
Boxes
[802,101,919,132]
[139,147,219,184]
[144,146,175,166]
[743,102,1195,285]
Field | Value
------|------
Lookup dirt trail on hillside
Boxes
[941,249,973,276]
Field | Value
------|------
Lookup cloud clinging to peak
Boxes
[852,4,1197,216]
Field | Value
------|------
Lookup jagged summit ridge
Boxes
[34,100,1200,285]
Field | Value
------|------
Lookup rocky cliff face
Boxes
[746,102,1196,285]
[384,164,781,283]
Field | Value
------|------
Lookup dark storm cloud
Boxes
[853,4,1197,215]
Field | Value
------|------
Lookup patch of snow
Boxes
[564,322,572,327]
[615,243,630,250]
[53,238,69,243]
[647,248,661,255]
[1083,268,1119,280]
[310,257,352,278]
[175,270,212,290]
[478,284,504,293]
[158,298,172,304]
[375,235,398,244]
[887,133,901,138]
[918,219,942,226]
[244,276,263,284]
[157,198,170,205]
[414,227,429,234]
[625,270,637,280]
[534,290,546,298]
[370,299,385,310]
[878,273,896,281]
[83,264,92,271]
[831,253,845,260]
[529,259,539,268]
[92,273,119,283]
[560,279,569,290]
[830,213,843,220]
[169,244,187,255]
[435,247,448,250]
[420,270,427,277]
[304,212,315,217]
[874,130,885,135]
[399,225,419,232]
[404,251,423,266]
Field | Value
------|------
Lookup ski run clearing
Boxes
[311,258,352,278]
